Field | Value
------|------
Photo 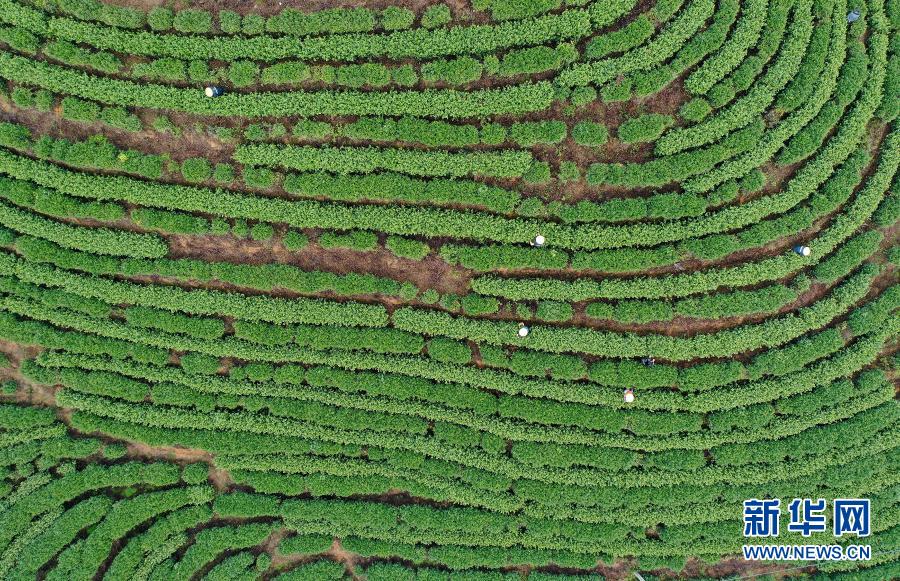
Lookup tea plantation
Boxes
[0,0,897,579]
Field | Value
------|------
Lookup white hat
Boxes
[517,325,530,337]
[533,235,545,246]
[204,87,215,97]
[623,389,635,403]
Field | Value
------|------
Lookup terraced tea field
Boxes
[0,0,897,578]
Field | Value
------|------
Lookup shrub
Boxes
[33,90,54,112]
[392,65,418,87]
[228,61,259,87]
[535,301,573,322]
[173,9,213,34]
[386,236,430,260]
[0,26,38,54]
[570,86,597,106]
[427,338,471,364]
[460,294,499,315]
[585,302,614,319]
[132,57,186,82]
[250,223,275,241]
[499,45,575,76]
[421,4,452,29]
[151,115,179,135]
[270,124,288,140]
[510,121,567,146]
[217,10,241,34]
[213,163,235,184]
[319,230,377,251]
[602,79,633,102]
[147,7,174,31]
[680,98,712,122]
[488,0,561,21]
[240,13,265,35]
[262,62,311,85]
[231,219,249,238]
[480,123,508,145]
[180,158,212,183]
[293,120,332,139]
[181,463,208,485]
[420,289,440,304]
[813,231,883,282]
[398,283,418,301]
[522,161,551,184]
[244,124,268,141]
[558,161,580,182]
[617,114,674,143]
[739,168,767,192]
[381,7,415,30]
[10,87,35,108]
[421,57,482,85]
[872,189,899,226]
[103,443,127,459]
[586,14,653,58]
[613,300,674,323]
[283,230,309,251]
[179,353,221,375]
[243,166,277,189]
[572,121,608,146]
[61,97,100,122]
[186,60,213,83]
[100,107,142,132]
[265,7,375,36]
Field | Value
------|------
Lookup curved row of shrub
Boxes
[0,0,896,577]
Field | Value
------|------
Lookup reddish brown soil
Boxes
[0,103,234,168]
[125,440,213,463]
[166,230,473,296]
[0,11,896,581]
[327,540,359,576]
[0,338,55,406]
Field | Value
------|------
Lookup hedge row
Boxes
[474,118,897,300]
[4,118,884,254]
[28,2,609,62]
[0,198,165,258]
[557,0,715,87]
[682,0,867,194]
[394,266,880,361]
[0,251,389,328]
[5,278,895,417]
[0,51,556,119]
[234,144,533,178]
[684,0,767,94]
[656,0,814,155]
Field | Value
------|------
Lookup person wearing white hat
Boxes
[623,389,635,403]
[517,324,530,338]
[205,86,225,98]
[793,245,811,257]
[531,235,546,247]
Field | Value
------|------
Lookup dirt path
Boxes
[166,231,473,296]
